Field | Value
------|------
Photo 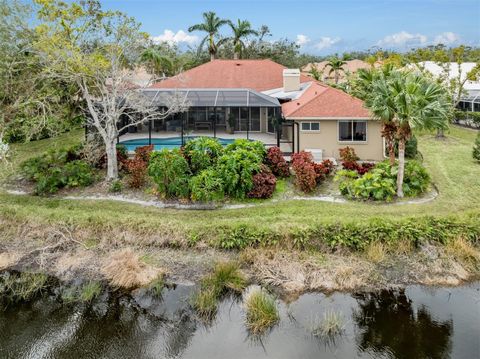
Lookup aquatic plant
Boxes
[80,281,102,302]
[148,275,165,297]
[192,262,246,319]
[0,272,49,302]
[312,311,345,338]
[244,287,279,334]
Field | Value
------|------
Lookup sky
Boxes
[99,0,479,55]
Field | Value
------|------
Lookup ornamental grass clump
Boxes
[192,262,246,319]
[311,311,345,339]
[0,272,49,302]
[244,287,279,334]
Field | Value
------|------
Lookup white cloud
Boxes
[377,31,427,47]
[152,30,198,45]
[296,34,310,46]
[314,37,341,50]
[434,32,460,45]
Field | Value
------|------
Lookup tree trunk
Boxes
[387,139,396,165]
[210,53,215,62]
[396,138,405,198]
[105,139,118,181]
[335,71,339,84]
[233,52,239,60]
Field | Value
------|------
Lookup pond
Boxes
[1,282,478,359]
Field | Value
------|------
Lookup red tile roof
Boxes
[151,58,370,119]
[150,59,311,92]
[282,82,370,118]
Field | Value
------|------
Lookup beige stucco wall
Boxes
[292,119,384,161]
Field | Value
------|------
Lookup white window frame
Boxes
[300,121,321,132]
[338,120,368,142]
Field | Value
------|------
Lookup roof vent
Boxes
[283,69,301,92]
[236,63,241,66]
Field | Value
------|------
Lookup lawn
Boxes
[0,126,479,239]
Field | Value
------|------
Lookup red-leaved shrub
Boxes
[266,147,290,177]
[339,147,373,175]
[313,159,336,183]
[247,165,277,198]
[339,146,359,162]
[291,151,317,192]
[125,145,153,188]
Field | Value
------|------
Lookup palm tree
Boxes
[140,48,174,77]
[227,19,258,60]
[188,11,229,61]
[367,70,450,197]
[356,64,397,165]
[309,63,322,81]
[325,57,347,84]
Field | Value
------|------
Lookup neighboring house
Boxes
[119,59,385,161]
[301,59,382,83]
[414,61,480,113]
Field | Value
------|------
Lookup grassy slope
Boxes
[0,126,479,235]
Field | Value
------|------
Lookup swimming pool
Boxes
[119,137,236,152]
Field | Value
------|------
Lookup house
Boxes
[301,59,382,83]
[119,59,385,161]
[413,61,480,113]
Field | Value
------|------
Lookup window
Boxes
[338,120,367,142]
[301,122,320,131]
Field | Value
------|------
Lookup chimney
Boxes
[283,69,301,92]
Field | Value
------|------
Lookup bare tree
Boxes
[33,0,188,180]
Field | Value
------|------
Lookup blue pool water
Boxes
[119,137,236,152]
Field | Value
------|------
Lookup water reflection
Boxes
[353,290,452,359]
[1,283,478,359]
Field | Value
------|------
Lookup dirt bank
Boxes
[1,217,479,297]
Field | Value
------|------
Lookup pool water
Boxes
[119,137,236,152]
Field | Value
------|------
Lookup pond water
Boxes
[1,282,479,359]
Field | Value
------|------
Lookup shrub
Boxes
[291,151,317,192]
[350,167,397,201]
[342,161,375,175]
[244,287,279,334]
[217,148,262,198]
[125,159,148,188]
[20,147,93,195]
[189,168,224,202]
[183,137,224,173]
[225,139,266,162]
[134,145,153,163]
[109,179,123,193]
[473,133,480,162]
[336,160,430,201]
[339,146,359,162]
[313,159,336,183]
[248,165,277,199]
[403,160,430,196]
[148,149,191,198]
[62,160,94,188]
[266,147,290,177]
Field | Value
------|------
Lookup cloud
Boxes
[434,32,460,45]
[296,34,310,46]
[314,37,341,50]
[152,30,198,45]
[377,31,427,47]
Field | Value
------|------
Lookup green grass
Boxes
[244,288,279,334]
[192,262,246,319]
[0,126,479,241]
[80,281,102,302]
[0,272,49,302]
